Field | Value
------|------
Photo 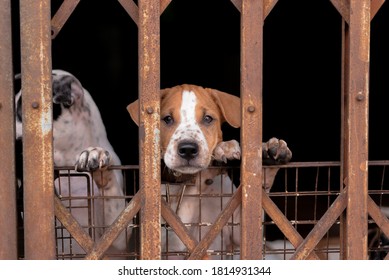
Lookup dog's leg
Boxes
[75,147,127,253]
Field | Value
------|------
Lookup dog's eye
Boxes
[162,115,174,125]
[203,115,213,125]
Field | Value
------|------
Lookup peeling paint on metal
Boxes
[153,127,160,179]
[359,161,368,172]
[359,1,370,62]
[40,104,52,136]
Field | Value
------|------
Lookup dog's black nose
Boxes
[178,142,199,160]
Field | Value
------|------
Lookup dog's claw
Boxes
[263,137,292,165]
[75,147,112,172]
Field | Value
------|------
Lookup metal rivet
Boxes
[146,107,154,114]
[356,93,364,101]
[247,106,255,113]
[31,102,39,109]
[205,179,214,185]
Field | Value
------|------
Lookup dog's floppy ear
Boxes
[127,89,170,126]
[207,88,241,128]
[127,100,139,126]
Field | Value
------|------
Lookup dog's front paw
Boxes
[75,147,112,172]
[263,137,292,165]
[213,140,241,163]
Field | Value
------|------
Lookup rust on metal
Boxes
[4,0,387,260]
[371,0,386,20]
[51,0,81,39]
[138,0,161,260]
[161,199,198,253]
[54,196,96,254]
[262,190,320,260]
[231,0,278,20]
[292,188,347,260]
[118,0,173,26]
[20,0,56,260]
[188,186,243,260]
[85,190,142,260]
[342,0,370,260]
[160,0,173,14]
[330,0,350,24]
[339,17,350,261]
[55,195,113,260]
[118,0,139,25]
[331,0,385,26]
[0,0,17,260]
[240,0,265,260]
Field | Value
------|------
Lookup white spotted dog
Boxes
[15,69,127,258]
[127,84,292,259]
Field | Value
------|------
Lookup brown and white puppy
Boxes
[127,84,292,259]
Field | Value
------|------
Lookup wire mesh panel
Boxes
[49,162,389,260]
[264,161,389,260]
[54,166,139,260]
[160,166,240,259]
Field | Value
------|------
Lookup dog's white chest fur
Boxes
[161,171,239,259]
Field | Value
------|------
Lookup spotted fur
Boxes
[15,69,127,258]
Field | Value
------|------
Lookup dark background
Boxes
[11,0,389,166]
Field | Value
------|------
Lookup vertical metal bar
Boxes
[20,0,56,259]
[0,0,18,260]
[240,0,263,259]
[343,0,370,260]
[340,18,349,260]
[138,0,161,260]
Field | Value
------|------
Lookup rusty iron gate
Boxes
[1,0,389,260]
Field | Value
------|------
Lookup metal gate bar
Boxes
[240,0,265,260]
[85,189,142,260]
[54,196,98,256]
[19,0,56,260]
[331,0,385,23]
[160,199,198,252]
[341,0,370,260]
[292,187,348,259]
[51,0,80,39]
[0,0,17,260]
[138,0,161,260]
[187,185,243,260]
[262,189,320,260]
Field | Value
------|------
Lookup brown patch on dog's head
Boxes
[127,85,240,128]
